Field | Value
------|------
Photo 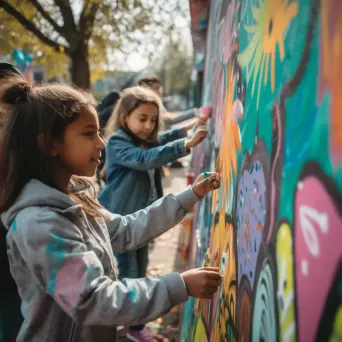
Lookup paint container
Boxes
[186,171,195,185]
[198,105,213,120]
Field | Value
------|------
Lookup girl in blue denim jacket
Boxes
[0,78,221,342]
[99,86,207,341]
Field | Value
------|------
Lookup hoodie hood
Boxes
[0,61,23,79]
[1,179,77,230]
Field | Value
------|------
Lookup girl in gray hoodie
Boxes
[0,76,221,342]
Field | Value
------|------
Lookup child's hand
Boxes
[185,127,207,150]
[184,121,196,132]
[190,106,212,131]
[181,267,222,299]
[192,172,220,198]
[163,112,176,121]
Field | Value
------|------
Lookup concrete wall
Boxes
[183,0,342,341]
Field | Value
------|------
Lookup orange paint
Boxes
[319,0,342,167]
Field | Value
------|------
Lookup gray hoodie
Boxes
[1,179,200,342]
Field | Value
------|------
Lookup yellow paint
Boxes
[216,61,242,210]
[320,1,342,163]
[239,0,298,108]
[211,189,219,214]
[213,222,237,341]
[276,223,296,342]
[330,306,342,342]
[193,315,209,342]
[209,209,227,264]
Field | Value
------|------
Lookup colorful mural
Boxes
[182,0,342,341]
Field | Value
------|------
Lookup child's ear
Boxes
[49,143,59,156]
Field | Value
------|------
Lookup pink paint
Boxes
[268,103,282,242]
[295,175,342,342]
[199,106,213,120]
[191,143,206,172]
[221,0,237,63]
[211,62,224,139]
[209,291,220,341]
[55,256,89,312]
[232,100,243,122]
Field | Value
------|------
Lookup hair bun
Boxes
[2,82,31,105]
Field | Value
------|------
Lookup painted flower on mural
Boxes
[239,0,298,109]
[216,62,242,208]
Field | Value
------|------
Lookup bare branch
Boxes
[79,0,100,40]
[1,1,70,55]
[29,0,65,38]
[54,0,76,40]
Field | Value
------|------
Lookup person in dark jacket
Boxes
[96,91,120,187]
[0,61,23,341]
[98,90,120,135]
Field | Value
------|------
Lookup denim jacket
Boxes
[1,179,199,342]
[99,127,189,215]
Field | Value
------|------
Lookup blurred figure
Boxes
[98,90,120,135]
[0,61,23,342]
[96,90,120,187]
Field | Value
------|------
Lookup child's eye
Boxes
[83,131,95,137]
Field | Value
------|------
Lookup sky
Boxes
[126,52,148,71]
[119,15,192,72]
[73,1,193,72]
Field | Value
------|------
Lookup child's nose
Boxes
[145,122,153,130]
[98,137,106,150]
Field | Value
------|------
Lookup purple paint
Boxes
[237,161,266,289]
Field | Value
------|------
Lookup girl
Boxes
[99,86,207,341]
[0,63,23,342]
[0,77,221,342]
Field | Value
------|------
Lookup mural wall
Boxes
[183,0,342,341]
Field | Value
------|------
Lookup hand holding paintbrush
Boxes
[191,172,221,198]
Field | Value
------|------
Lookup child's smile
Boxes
[51,106,106,183]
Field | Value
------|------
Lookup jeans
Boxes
[115,245,149,331]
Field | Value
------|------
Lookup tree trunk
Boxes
[71,43,90,89]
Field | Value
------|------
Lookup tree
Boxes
[153,36,193,98]
[0,0,184,88]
